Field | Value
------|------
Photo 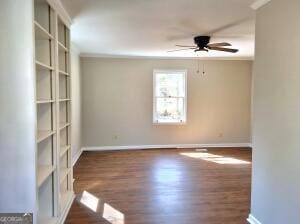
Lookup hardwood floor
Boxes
[65,148,252,224]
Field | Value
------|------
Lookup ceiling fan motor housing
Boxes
[194,36,211,49]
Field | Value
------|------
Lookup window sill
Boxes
[152,121,187,125]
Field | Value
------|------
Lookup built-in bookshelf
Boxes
[57,13,73,220]
[34,0,73,223]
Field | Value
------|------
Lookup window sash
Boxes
[153,70,187,124]
[154,97,186,123]
[154,72,186,98]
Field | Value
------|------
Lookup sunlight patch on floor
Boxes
[80,190,99,212]
[180,152,251,164]
[153,159,183,184]
[103,203,125,224]
[79,191,125,224]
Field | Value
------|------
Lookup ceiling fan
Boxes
[168,36,239,53]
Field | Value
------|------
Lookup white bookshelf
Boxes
[37,130,55,143]
[60,168,71,184]
[59,98,71,102]
[38,165,55,187]
[60,145,71,158]
[59,70,69,76]
[34,0,74,223]
[34,21,54,40]
[60,191,74,213]
[58,42,69,52]
[36,60,54,70]
[59,122,71,130]
[37,100,55,104]
[57,15,73,215]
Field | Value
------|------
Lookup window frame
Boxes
[153,69,187,125]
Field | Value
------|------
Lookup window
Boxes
[153,70,187,124]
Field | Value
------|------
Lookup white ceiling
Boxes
[61,0,256,59]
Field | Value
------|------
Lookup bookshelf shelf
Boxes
[60,145,70,158]
[38,165,55,187]
[59,122,70,130]
[60,168,71,184]
[37,130,55,143]
[58,41,69,52]
[36,99,55,104]
[59,98,71,102]
[36,60,54,71]
[34,21,54,40]
[59,70,69,76]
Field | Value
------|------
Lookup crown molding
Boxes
[80,53,254,61]
[47,0,72,27]
[251,0,272,10]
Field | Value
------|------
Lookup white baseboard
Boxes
[82,143,252,151]
[247,214,262,224]
[72,148,83,166]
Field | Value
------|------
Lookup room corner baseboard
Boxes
[72,148,83,166]
[247,214,262,224]
[82,143,252,152]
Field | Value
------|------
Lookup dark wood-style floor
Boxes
[65,148,252,224]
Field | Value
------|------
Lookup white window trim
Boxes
[153,69,187,125]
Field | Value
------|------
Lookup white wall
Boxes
[0,0,36,215]
[70,45,82,163]
[251,0,300,223]
[81,58,252,148]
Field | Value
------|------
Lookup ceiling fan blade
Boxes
[167,16,254,41]
[175,44,197,47]
[167,47,197,52]
[207,42,232,47]
[207,46,239,53]
[204,17,253,36]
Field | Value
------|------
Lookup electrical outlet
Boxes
[113,135,118,140]
[218,133,223,138]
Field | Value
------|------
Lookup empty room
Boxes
[1,0,299,223]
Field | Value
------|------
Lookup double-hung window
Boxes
[153,69,187,124]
